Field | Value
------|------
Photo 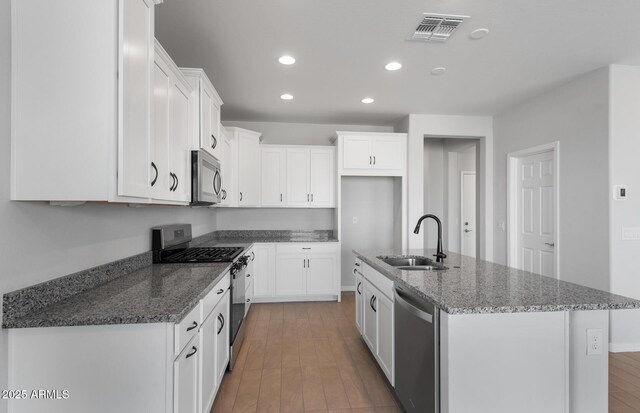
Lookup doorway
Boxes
[423,138,480,257]
[507,142,559,278]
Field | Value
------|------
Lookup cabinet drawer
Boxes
[276,243,337,255]
[362,262,394,300]
[175,302,202,356]
[201,272,231,322]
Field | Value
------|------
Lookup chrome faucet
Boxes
[413,214,447,263]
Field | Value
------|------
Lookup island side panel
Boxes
[440,311,567,413]
[569,310,608,413]
[8,323,174,413]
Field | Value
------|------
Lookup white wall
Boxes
[0,4,217,410]
[493,67,611,291]
[608,65,640,351]
[216,208,333,230]
[340,177,398,288]
[403,114,493,261]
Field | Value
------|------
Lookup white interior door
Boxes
[461,172,476,258]
[516,150,556,277]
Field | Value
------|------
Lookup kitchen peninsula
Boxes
[353,249,640,413]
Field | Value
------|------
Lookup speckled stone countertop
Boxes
[3,229,338,329]
[354,249,640,315]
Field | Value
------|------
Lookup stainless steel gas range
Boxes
[151,223,249,370]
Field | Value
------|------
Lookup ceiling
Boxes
[155,0,640,126]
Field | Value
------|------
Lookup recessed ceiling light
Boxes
[361,97,375,104]
[280,93,294,100]
[278,55,296,65]
[384,62,402,71]
[431,67,446,76]
[469,28,490,40]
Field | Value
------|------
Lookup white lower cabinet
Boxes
[276,254,307,296]
[175,335,199,413]
[306,253,337,295]
[198,285,230,413]
[254,244,276,297]
[357,260,395,386]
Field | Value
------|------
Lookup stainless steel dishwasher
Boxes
[394,286,439,413]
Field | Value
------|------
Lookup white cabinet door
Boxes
[376,292,394,385]
[207,90,222,161]
[309,148,335,207]
[276,254,307,296]
[220,131,236,206]
[199,313,217,413]
[169,77,191,202]
[371,137,402,170]
[200,84,214,158]
[362,280,378,353]
[150,56,172,200]
[215,293,230,385]
[118,0,153,199]
[254,244,276,297]
[174,335,199,413]
[286,148,310,207]
[261,148,286,206]
[306,253,335,295]
[342,136,371,170]
[354,270,363,334]
[237,132,260,206]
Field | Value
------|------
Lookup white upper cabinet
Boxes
[180,68,223,161]
[260,148,287,206]
[219,127,237,207]
[154,40,192,204]
[309,148,335,207]
[336,132,407,176]
[280,146,335,208]
[226,127,261,207]
[286,148,311,207]
[11,0,163,202]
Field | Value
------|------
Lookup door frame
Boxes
[460,170,477,256]
[507,141,560,278]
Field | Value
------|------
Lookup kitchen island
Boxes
[353,249,640,413]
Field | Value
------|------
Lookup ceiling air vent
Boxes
[409,13,470,43]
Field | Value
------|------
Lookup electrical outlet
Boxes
[352,216,358,224]
[587,329,603,356]
[622,227,640,241]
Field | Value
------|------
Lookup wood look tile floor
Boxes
[609,352,640,412]
[211,292,401,413]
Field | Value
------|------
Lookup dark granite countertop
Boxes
[3,230,338,329]
[354,249,640,315]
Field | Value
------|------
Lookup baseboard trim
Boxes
[609,342,640,353]
[341,285,355,292]
[252,295,338,303]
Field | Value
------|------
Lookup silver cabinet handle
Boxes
[373,155,376,165]
[311,193,313,202]
[307,194,309,202]
[186,346,198,359]
[280,193,283,202]
[239,192,243,201]
[464,229,473,233]
[369,156,372,165]
[545,242,555,247]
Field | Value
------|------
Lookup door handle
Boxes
[394,288,433,323]
[370,295,377,312]
[357,282,362,295]
[169,173,176,191]
[211,134,217,149]
[545,242,555,247]
[239,192,243,201]
[307,194,309,202]
[311,193,313,202]
[186,321,198,332]
[217,314,225,335]
[464,229,473,233]
[373,156,376,165]
[369,156,372,165]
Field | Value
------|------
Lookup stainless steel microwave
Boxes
[190,150,221,206]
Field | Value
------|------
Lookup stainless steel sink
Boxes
[377,256,448,271]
